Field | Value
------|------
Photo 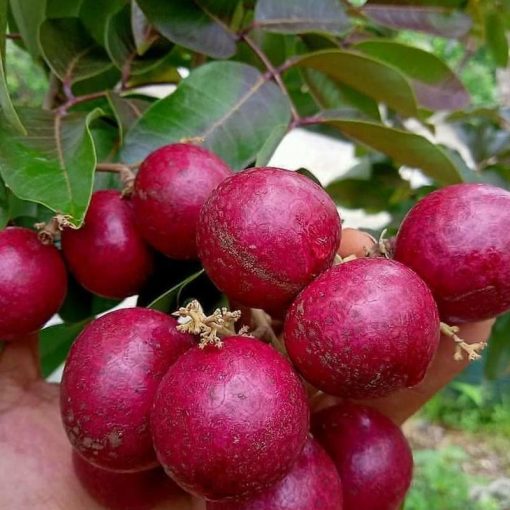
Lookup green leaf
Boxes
[296,167,322,186]
[122,61,292,169]
[486,9,509,68]
[8,0,46,57]
[0,178,8,228]
[317,117,464,184]
[148,269,205,312]
[39,17,113,84]
[79,0,125,45]
[355,40,469,111]
[0,107,102,226]
[46,0,83,18]
[136,0,237,59]
[40,320,87,377]
[363,4,472,38]
[255,123,288,167]
[107,91,151,144]
[485,313,510,380]
[254,0,349,35]
[131,0,152,55]
[293,50,418,117]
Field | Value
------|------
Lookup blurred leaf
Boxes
[363,4,472,38]
[255,123,288,166]
[8,0,46,57]
[124,50,181,88]
[40,320,87,377]
[131,0,153,55]
[254,0,349,35]
[107,91,151,144]
[293,50,419,117]
[296,167,322,186]
[39,18,113,84]
[0,107,102,227]
[71,65,121,96]
[46,0,83,18]
[79,0,125,45]
[148,269,205,312]
[0,178,8,228]
[450,381,483,406]
[485,9,509,68]
[485,313,510,380]
[122,61,292,169]
[355,40,470,111]
[136,0,237,59]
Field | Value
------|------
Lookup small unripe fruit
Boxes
[61,308,195,472]
[284,258,440,399]
[132,143,232,259]
[338,228,376,259]
[0,227,67,340]
[61,190,153,299]
[206,437,343,510]
[197,167,341,314]
[313,403,413,510]
[395,183,510,323]
[151,336,309,501]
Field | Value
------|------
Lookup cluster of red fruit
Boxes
[1,142,509,510]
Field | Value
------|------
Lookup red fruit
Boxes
[73,452,187,510]
[61,190,153,299]
[313,403,413,510]
[197,167,341,313]
[284,258,440,399]
[395,183,510,323]
[0,227,67,340]
[151,336,309,501]
[61,307,195,472]
[132,143,232,259]
[206,437,343,510]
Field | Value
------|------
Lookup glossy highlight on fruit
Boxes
[151,336,309,501]
[61,190,153,299]
[197,167,341,314]
[61,307,195,472]
[284,258,440,399]
[132,143,232,260]
[0,227,67,340]
[313,403,413,510]
[395,183,510,323]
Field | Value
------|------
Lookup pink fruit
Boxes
[61,190,153,299]
[132,143,232,260]
[151,336,309,501]
[284,258,440,399]
[73,452,187,510]
[0,227,67,340]
[395,183,510,323]
[313,403,413,510]
[61,307,195,472]
[197,167,341,314]
[206,437,343,510]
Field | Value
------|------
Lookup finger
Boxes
[338,228,376,259]
[0,333,41,386]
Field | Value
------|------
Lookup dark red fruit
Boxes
[395,183,510,323]
[61,190,153,299]
[151,336,309,501]
[284,258,440,399]
[313,403,413,510]
[73,452,187,510]
[0,227,67,340]
[197,167,341,314]
[132,143,232,260]
[206,437,343,510]
[61,307,195,472]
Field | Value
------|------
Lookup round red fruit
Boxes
[395,183,510,323]
[206,436,343,510]
[197,167,341,314]
[61,190,153,299]
[313,403,413,510]
[151,336,309,501]
[284,258,440,399]
[132,143,232,259]
[0,227,67,340]
[61,307,195,472]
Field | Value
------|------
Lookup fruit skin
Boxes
[0,227,67,340]
[61,190,153,299]
[72,452,187,510]
[61,307,195,472]
[312,403,413,510]
[132,143,232,260]
[394,183,510,323]
[284,258,440,399]
[206,437,343,510]
[197,167,341,313]
[151,335,310,501]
